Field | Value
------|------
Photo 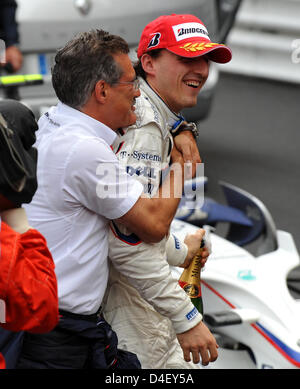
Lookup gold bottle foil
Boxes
[179,248,203,314]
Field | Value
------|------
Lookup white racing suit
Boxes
[103,78,202,369]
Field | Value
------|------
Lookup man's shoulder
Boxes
[37,122,115,173]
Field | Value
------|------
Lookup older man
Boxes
[17,29,199,369]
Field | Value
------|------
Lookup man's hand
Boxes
[180,229,209,268]
[5,46,23,72]
[174,131,201,179]
[170,142,184,166]
[177,321,219,365]
[174,130,201,162]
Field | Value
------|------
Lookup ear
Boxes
[94,80,109,104]
[141,54,156,77]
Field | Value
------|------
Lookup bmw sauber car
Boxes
[172,180,300,369]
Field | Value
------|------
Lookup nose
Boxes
[195,57,209,72]
[189,57,209,82]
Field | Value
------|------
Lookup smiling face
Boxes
[106,53,141,130]
[143,50,209,113]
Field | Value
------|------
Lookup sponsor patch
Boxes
[147,32,161,49]
[172,22,209,42]
[186,306,198,321]
[144,96,160,124]
[44,112,60,127]
[119,150,162,162]
[173,234,181,250]
[237,270,256,281]
[126,165,157,179]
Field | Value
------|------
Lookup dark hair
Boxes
[52,29,129,109]
[134,49,162,79]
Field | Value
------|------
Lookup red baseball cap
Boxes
[137,14,232,64]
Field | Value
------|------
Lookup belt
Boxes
[59,306,103,323]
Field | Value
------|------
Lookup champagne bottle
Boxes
[178,240,204,315]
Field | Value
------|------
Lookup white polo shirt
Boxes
[25,102,143,315]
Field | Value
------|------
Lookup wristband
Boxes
[166,234,188,267]
[171,120,199,139]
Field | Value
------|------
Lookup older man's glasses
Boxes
[113,78,140,91]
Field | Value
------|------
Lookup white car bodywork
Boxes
[171,218,300,369]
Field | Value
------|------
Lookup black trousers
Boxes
[17,310,141,369]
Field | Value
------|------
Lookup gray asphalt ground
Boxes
[197,73,300,254]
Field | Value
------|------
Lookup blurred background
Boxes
[199,0,300,255]
[0,0,299,253]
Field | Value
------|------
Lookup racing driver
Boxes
[103,14,232,368]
